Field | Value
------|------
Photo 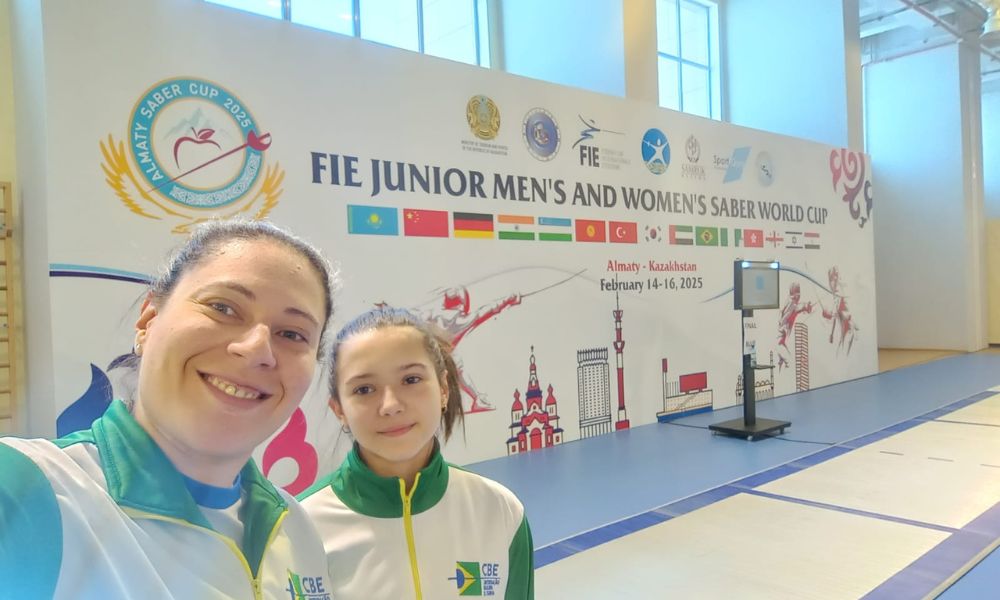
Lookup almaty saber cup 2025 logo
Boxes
[100,77,284,233]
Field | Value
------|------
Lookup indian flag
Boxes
[497,214,535,241]
[538,217,572,242]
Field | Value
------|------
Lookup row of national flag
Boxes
[346,204,820,249]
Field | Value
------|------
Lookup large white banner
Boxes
[36,0,876,492]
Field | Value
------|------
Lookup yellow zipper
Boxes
[124,508,288,600]
[400,473,423,600]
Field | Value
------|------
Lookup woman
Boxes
[299,307,534,600]
[0,220,336,599]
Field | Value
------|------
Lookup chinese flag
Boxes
[403,208,449,237]
[575,219,606,242]
[609,221,638,244]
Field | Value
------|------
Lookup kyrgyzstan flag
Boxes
[575,219,606,242]
[403,208,449,237]
[609,221,638,244]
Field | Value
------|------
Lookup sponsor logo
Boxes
[641,128,670,175]
[522,108,560,161]
[467,95,501,140]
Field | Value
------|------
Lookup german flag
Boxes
[453,212,494,239]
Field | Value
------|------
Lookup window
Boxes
[206,0,490,67]
[656,0,720,119]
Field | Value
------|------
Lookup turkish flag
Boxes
[609,221,638,244]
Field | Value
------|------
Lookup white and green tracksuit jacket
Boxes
[299,445,534,599]
[0,400,333,600]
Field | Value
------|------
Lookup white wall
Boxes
[866,43,987,351]
[723,0,862,149]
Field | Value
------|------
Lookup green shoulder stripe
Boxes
[0,442,64,598]
[506,515,534,600]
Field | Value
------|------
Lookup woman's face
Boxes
[331,326,447,480]
[133,238,327,477]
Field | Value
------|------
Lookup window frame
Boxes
[206,0,490,68]
[656,0,720,120]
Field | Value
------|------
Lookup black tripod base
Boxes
[709,417,791,441]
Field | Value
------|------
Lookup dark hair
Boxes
[328,307,464,441]
[111,219,336,384]
[150,219,335,348]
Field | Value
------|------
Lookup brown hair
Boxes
[328,307,464,440]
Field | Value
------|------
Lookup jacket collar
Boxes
[78,400,287,575]
[322,441,449,518]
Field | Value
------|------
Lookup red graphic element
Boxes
[829,148,873,228]
[820,266,859,354]
[148,130,272,193]
[262,407,318,496]
[404,208,449,237]
[657,358,714,421]
[743,229,764,248]
[172,127,221,167]
[420,271,582,414]
[612,292,629,430]
[506,347,564,455]
[679,372,707,393]
[575,219,607,242]
[777,282,813,371]
[428,288,522,412]
[442,287,471,315]
[765,231,784,247]
[609,221,638,244]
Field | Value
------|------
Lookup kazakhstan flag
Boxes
[347,204,399,236]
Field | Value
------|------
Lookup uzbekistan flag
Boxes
[538,217,572,242]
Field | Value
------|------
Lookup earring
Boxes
[340,422,350,434]
[134,332,144,356]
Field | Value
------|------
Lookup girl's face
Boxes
[331,326,448,480]
[133,239,327,482]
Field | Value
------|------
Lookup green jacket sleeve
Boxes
[505,514,534,600]
[0,442,63,599]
